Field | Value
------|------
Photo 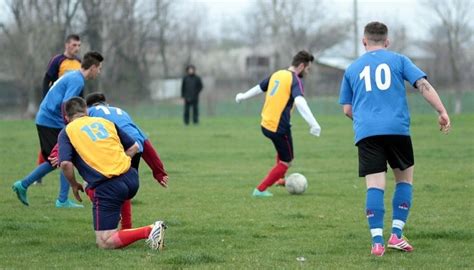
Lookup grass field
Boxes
[1,114,473,269]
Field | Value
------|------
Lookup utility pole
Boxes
[353,0,359,59]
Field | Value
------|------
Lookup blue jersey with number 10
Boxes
[88,105,147,152]
[339,49,426,144]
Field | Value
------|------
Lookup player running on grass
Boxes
[35,34,82,185]
[12,51,103,208]
[339,22,451,256]
[58,97,166,249]
[235,50,321,197]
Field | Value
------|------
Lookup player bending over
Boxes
[339,22,451,256]
[85,92,168,229]
[58,97,166,249]
[235,50,321,197]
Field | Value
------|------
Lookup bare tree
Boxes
[245,0,350,68]
[426,0,473,114]
[0,0,82,116]
[153,0,175,78]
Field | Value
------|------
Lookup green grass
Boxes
[0,114,473,269]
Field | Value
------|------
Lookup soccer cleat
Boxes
[252,188,273,197]
[146,221,167,250]
[12,181,29,206]
[387,234,414,252]
[55,199,84,208]
[371,243,385,257]
[274,178,285,187]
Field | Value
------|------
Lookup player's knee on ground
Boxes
[95,231,118,249]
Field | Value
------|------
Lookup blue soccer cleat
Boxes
[12,181,29,206]
[55,199,84,208]
[252,188,273,197]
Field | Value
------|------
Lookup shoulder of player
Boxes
[65,70,85,83]
[46,54,66,68]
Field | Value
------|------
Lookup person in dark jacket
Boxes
[181,65,203,125]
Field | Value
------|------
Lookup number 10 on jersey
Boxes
[359,64,391,91]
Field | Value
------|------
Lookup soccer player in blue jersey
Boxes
[58,97,165,249]
[339,22,451,256]
[35,34,82,184]
[12,51,104,208]
[85,92,168,229]
[235,51,321,197]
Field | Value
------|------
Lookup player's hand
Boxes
[310,125,321,137]
[158,175,169,188]
[48,156,59,167]
[438,112,451,134]
[235,93,244,103]
[71,182,84,202]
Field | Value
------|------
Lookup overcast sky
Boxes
[201,0,427,38]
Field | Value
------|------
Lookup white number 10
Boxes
[359,64,391,91]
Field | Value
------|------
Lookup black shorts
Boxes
[36,125,62,161]
[261,127,294,162]
[131,152,142,170]
[357,135,414,177]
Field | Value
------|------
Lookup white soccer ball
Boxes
[285,173,308,195]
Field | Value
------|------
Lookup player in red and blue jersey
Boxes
[85,92,168,229]
[12,52,103,208]
[35,34,82,184]
[235,51,321,197]
[339,22,451,256]
[58,97,166,250]
[42,34,82,98]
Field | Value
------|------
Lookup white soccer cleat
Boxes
[146,220,167,250]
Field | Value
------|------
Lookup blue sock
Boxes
[58,172,70,203]
[392,182,412,238]
[21,162,54,188]
[366,188,385,245]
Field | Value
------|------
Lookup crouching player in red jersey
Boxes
[58,97,166,249]
[235,50,321,197]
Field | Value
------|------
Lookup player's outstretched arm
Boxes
[294,96,321,136]
[415,78,451,134]
[235,85,264,103]
[60,161,84,202]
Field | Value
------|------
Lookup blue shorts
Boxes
[261,127,294,162]
[90,168,139,231]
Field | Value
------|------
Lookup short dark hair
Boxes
[81,51,104,69]
[65,34,80,43]
[291,50,314,67]
[186,64,195,72]
[364,22,388,43]
[86,92,107,107]
[65,97,87,119]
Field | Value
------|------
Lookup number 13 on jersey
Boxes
[359,63,391,91]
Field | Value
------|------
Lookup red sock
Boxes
[37,150,45,164]
[257,162,289,191]
[142,139,167,181]
[111,226,152,248]
[121,200,132,229]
